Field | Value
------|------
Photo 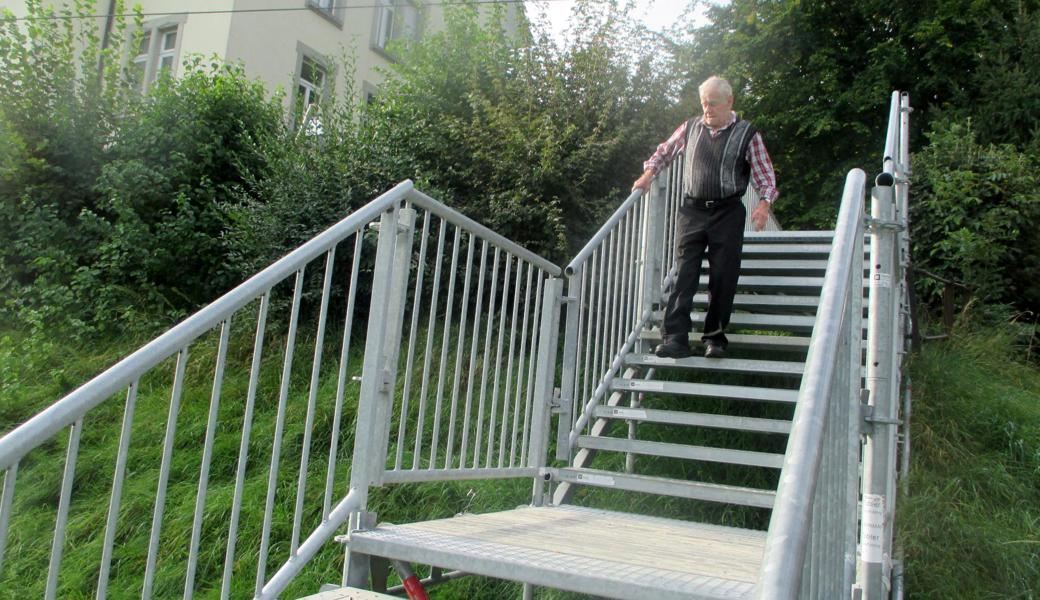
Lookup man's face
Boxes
[700,87,733,129]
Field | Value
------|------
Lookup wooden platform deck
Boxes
[346,504,765,600]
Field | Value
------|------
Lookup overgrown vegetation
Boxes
[901,317,1040,598]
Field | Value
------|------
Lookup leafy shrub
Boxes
[911,120,1040,310]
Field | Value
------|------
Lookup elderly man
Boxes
[633,76,778,359]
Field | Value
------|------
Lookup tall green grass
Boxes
[3,318,1037,599]
[900,323,1040,598]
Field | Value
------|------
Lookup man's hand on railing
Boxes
[751,199,771,231]
[632,169,654,192]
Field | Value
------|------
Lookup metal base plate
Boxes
[347,505,763,600]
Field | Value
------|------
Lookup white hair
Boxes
[699,76,733,99]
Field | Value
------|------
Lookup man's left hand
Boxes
[751,200,771,231]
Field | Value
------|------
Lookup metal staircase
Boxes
[0,93,912,599]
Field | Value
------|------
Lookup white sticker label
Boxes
[873,272,892,288]
[861,493,885,563]
[641,354,669,364]
[631,381,664,391]
[610,408,648,420]
[576,472,615,486]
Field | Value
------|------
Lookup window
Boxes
[127,22,181,92]
[307,0,342,25]
[372,0,419,55]
[297,55,327,109]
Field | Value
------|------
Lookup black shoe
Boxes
[655,339,691,358]
[704,339,725,358]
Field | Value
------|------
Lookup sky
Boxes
[524,0,704,42]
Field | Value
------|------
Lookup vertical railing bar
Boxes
[618,211,634,359]
[0,461,17,578]
[444,232,476,468]
[498,257,524,467]
[519,273,545,464]
[45,418,83,600]
[412,219,447,469]
[593,237,612,412]
[291,248,337,557]
[221,292,270,599]
[472,247,501,468]
[184,318,233,600]
[429,225,462,468]
[394,212,431,472]
[255,269,305,595]
[459,240,489,468]
[96,381,138,600]
[325,233,365,519]
[628,203,642,338]
[581,250,599,421]
[143,347,189,600]
[605,227,621,376]
[573,265,589,429]
[509,263,535,467]
[486,254,513,467]
[613,214,628,356]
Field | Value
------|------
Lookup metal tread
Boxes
[700,274,824,292]
[624,353,804,378]
[554,467,777,508]
[690,312,816,333]
[575,435,785,468]
[739,243,832,258]
[691,292,819,313]
[592,405,792,434]
[346,505,763,600]
[611,378,799,403]
[641,330,811,353]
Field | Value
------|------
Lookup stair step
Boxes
[346,505,765,600]
[692,311,816,333]
[592,405,792,434]
[624,353,804,378]
[611,378,798,403]
[732,259,829,274]
[745,230,835,243]
[576,435,785,468]
[740,243,832,259]
[641,330,811,354]
[701,274,824,292]
[555,467,776,508]
[692,292,819,313]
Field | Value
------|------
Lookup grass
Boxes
[1,315,1037,599]
[900,322,1040,598]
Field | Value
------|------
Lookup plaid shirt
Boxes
[643,113,779,204]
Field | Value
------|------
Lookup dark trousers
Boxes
[662,199,745,347]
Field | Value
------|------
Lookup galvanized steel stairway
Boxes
[334,231,843,600]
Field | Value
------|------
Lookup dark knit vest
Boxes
[682,116,757,201]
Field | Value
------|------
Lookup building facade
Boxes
[3,0,524,111]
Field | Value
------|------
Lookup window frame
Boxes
[370,0,420,60]
[293,43,331,118]
[125,16,185,93]
[306,0,343,27]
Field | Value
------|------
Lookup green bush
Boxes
[910,119,1040,310]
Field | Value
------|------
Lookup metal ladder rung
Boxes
[592,405,792,434]
[624,353,804,378]
[575,435,785,468]
[554,467,776,508]
[611,378,799,404]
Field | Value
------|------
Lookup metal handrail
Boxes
[565,188,642,276]
[756,168,866,599]
[0,180,414,471]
